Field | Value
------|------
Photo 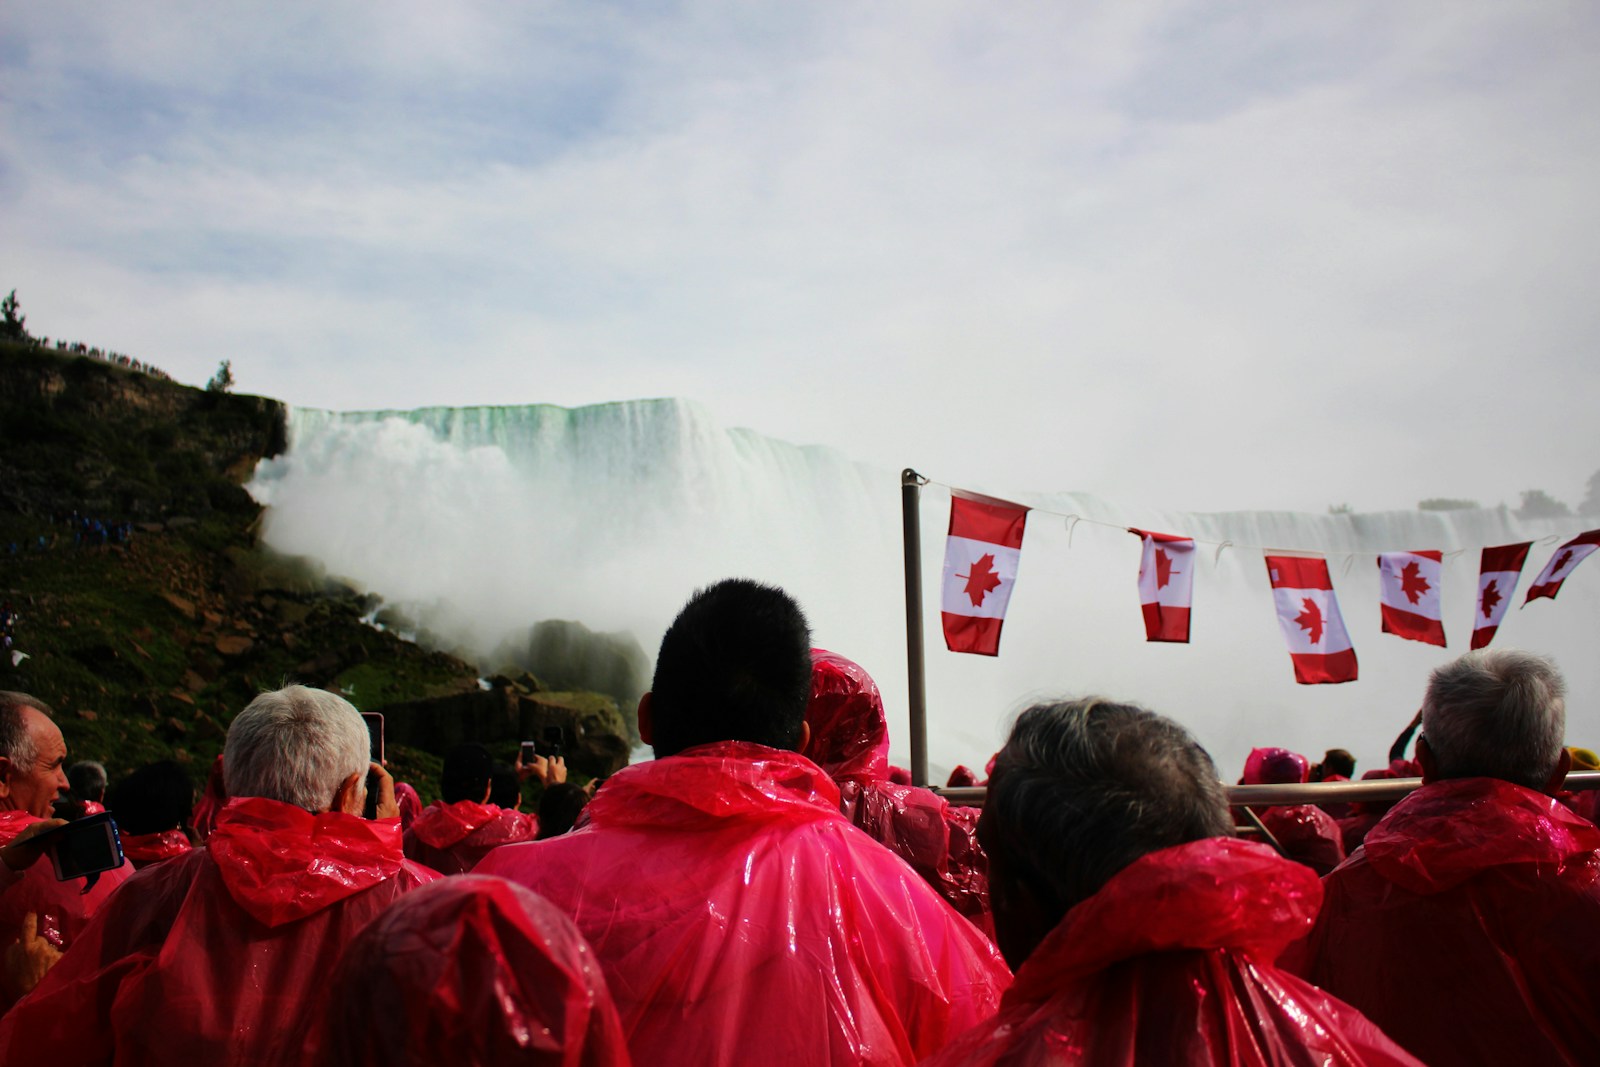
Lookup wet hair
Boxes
[488,761,521,809]
[68,760,109,803]
[1422,649,1566,789]
[105,760,194,835]
[224,686,369,813]
[986,698,1235,919]
[440,743,495,804]
[535,782,590,840]
[648,579,813,758]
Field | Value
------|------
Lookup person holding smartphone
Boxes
[0,692,132,1009]
[0,685,439,1065]
[403,743,540,876]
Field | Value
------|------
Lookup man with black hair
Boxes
[479,578,1009,1067]
[404,742,541,875]
[925,698,1419,1066]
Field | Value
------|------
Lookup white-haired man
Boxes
[1288,650,1600,1066]
[0,686,437,1064]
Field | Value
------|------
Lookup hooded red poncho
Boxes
[120,828,192,869]
[0,796,437,1064]
[403,799,539,875]
[1286,777,1600,1066]
[923,837,1422,1066]
[0,808,133,1014]
[475,741,1010,1067]
[310,875,629,1066]
[804,649,991,927]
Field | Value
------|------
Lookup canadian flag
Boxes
[1377,550,1446,646]
[1471,542,1531,649]
[1525,529,1600,604]
[1132,529,1194,642]
[1265,555,1358,684]
[941,490,1029,656]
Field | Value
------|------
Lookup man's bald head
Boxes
[0,693,69,818]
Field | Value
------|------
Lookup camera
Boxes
[31,812,126,892]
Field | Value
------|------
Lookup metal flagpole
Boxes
[901,469,930,788]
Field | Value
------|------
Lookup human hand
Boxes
[2,913,62,999]
[367,762,398,821]
[1,819,66,873]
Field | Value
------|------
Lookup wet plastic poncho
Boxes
[394,780,424,832]
[310,875,629,1066]
[475,741,1010,1067]
[1240,747,1344,874]
[0,796,438,1064]
[805,650,991,927]
[922,837,1422,1067]
[120,828,192,869]
[1286,777,1600,1066]
[0,808,132,1014]
[189,753,226,841]
[404,799,540,875]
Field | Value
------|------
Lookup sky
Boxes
[3,1,1598,515]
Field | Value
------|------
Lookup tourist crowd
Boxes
[0,576,1593,1065]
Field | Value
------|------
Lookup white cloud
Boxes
[2,0,1596,514]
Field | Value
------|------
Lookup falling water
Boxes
[248,400,1598,780]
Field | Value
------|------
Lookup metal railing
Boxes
[934,770,1600,808]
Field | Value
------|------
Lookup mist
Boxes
[248,401,1600,781]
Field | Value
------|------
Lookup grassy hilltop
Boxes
[0,339,632,804]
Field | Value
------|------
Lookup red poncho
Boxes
[404,799,540,875]
[0,808,132,1014]
[805,649,991,927]
[310,875,629,1066]
[1285,777,1600,1066]
[0,796,438,1064]
[1257,803,1346,875]
[475,741,1010,1067]
[120,828,193,869]
[923,837,1421,1067]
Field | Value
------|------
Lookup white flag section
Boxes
[1133,530,1194,642]
[941,535,1023,621]
[940,490,1030,656]
[1377,550,1446,646]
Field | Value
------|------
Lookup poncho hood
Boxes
[586,740,842,831]
[411,799,504,848]
[209,796,404,926]
[122,828,193,866]
[1364,776,1600,895]
[802,649,891,782]
[1010,837,1321,999]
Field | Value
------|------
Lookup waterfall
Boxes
[248,400,1598,780]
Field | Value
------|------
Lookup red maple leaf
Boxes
[957,553,1003,608]
[1552,550,1574,575]
[1294,597,1324,644]
[1398,560,1431,605]
[1155,548,1176,590]
[1480,579,1502,619]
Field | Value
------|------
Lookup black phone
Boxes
[520,740,537,764]
[361,712,384,763]
[30,812,125,892]
[535,725,564,759]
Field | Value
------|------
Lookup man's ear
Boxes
[1546,747,1573,795]
[796,720,810,754]
[0,757,13,799]
[637,692,653,745]
[330,770,365,816]
[1416,734,1437,784]
[481,779,494,805]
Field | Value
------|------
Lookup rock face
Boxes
[492,618,649,742]
[375,676,632,779]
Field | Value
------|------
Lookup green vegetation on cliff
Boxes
[0,339,630,805]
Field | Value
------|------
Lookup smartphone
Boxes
[535,725,564,759]
[361,712,385,763]
[31,812,125,891]
[520,740,537,764]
